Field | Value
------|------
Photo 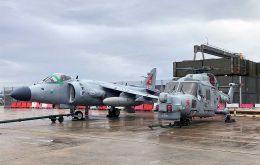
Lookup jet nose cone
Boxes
[11,86,31,101]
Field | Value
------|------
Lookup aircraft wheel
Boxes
[225,114,231,123]
[74,111,84,120]
[50,117,57,123]
[185,118,191,126]
[58,116,64,123]
[107,107,120,118]
[114,108,120,117]
[107,108,114,117]
[225,114,235,123]
[173,121,181,128]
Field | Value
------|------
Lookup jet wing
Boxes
[100,82,158,100]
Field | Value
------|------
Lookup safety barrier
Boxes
[77,106,86,109]
[134,104,154,111]
[221,103,260,109]
[10,102,53,109]
[98,106,108,110]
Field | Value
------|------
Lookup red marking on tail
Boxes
[146,74,153,87]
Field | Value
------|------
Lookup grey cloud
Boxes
[0,0,260,87]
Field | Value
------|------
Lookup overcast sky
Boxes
[1,0,260,87]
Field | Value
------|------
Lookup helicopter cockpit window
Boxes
[165,82,179,93]
[42,74,72,83]
[178,82,198,96]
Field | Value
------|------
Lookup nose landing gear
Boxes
[70,106,89,121]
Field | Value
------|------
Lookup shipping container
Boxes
[173,58,257,77]
[247,60,257,76]
[256,63,260,76]
[173,60,203,77]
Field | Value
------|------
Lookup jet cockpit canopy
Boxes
[42,73,73,84]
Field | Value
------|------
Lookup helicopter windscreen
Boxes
[178,82,198,96]
[42,73,72,83]
[165,82,179,93]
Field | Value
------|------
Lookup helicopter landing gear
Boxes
[225,114,236,123]
[181,117,192,126]
[173,117,192,128]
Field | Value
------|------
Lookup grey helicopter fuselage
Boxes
[158,73,233,122]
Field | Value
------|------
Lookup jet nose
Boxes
[11,86,31,101]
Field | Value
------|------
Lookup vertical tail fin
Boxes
[143,68,157,91]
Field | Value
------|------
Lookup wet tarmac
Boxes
[0,107,260,165]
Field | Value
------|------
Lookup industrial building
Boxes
[173,44,260,104]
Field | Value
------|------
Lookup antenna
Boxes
[205,36,209,45]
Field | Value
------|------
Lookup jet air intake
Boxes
[69,84,76,103]
[103,97,140,106]
[68,82,83,104]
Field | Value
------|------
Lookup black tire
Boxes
[107,107,120,118]
[114,108,120,117]
[58,116,64,123]
[225,115,231,123]
[74,111,84,120]
[51,117,57,123]
[107,107,114,117]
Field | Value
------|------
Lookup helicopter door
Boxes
[205,88,211,109]
[196,84,205,115]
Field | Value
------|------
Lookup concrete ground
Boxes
[0,108,260,165]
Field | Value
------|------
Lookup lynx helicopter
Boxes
[150,67,236,128]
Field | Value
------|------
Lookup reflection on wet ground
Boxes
[0,108,260,165]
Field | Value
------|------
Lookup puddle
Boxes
[40,137,88,150]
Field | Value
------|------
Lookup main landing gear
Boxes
[107,107,120,118]
[172,117,192,128]
[149,117,192,129]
